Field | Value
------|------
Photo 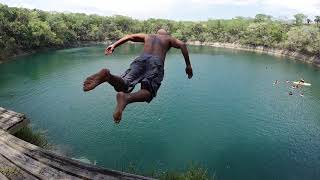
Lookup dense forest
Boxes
[0,3,319,59]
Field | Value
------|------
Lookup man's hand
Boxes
[105,45,115,55]
[185,65,193,79]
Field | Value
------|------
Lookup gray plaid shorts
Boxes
[120,54,164,103]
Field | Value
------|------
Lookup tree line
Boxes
[0,3,319,59]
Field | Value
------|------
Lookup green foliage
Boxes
[315,16,320,26]
[124,162,212,180]
[285,26,320,55]
[0,3,319,59]
[159,166,210,180]
[0,167,19,177]
[294,13,307,26]
[254,14,272,23]
[242,22,287,47]
[14,125,49,148]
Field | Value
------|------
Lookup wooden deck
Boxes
[0,107,29,134]
[0,107,155,180]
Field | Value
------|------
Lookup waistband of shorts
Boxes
[140,53,161,59]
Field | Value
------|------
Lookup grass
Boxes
[13,125,50,148]
[159,166,210,180]
[0,167,19,177]
[124,163,214,180]
[12,126,213,179]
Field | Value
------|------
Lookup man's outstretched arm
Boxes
[105,34,146,55]
[170,38,193,79]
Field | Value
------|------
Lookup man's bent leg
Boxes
[83,69,109,92]
[83,68,127,92]
[108,74,127,92]
[113,89,151,123]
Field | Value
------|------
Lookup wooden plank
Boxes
[1,116,23,128]
[6,110,25,118]
[7,118,30,134]
[0,108,28,133]
[0,117,12,124]
[0,172,9,180]
[0,107,154,180]
[0,108,25,125]
[0,137,104,180]
[0,113,12,119]
[0,129,155,180]
[0,120,11,130]
[0,113,24,123]
[0,107,6,113]
[0,120,7,128]
[0,154,38,180]
[0,131,98,179]
[0,114,13,125]
[0,140,80,179]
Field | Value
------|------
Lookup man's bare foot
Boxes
[113,92,128,123]
[83,69,110,92]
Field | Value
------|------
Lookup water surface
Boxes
[1,44,320,179]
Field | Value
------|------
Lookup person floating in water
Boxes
[273,80,279,85]
[289,91,293,96]
[292,84,299,89]
[299,78,305,83]
[83,29,193,123]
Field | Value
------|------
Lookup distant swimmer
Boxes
[286,80,290,83]
[300,93,304,97]
[273,80,279,85]
[291,83,300,89]
[83,29,193,123]
[289,91,293,96]
[293,79,311,86]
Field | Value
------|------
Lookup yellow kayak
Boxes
[293,81,311,86]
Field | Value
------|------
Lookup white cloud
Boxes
[263,0,320,15]
[0,0,177,19]
[1,0,319,19]
[65,0,176,18]
[190,0,320,15]
[191,0,258,5]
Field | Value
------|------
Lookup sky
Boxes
[1,0,319,21]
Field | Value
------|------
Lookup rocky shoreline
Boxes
[187,41,320,67]
[0,41,110,64]
[1,40,319,68]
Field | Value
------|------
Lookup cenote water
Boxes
[1,44,320,179]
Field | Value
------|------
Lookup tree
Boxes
[294,13,307,26]
[242,21,286,47]
[307,18,312,24]
[191,23,207,42]
[1,3,320,59]
[315,16,320,26]
[254,14,272,22]
[285,26,320,56]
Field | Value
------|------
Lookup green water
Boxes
[1,44,320,179]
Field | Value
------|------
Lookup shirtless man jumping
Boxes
[83,29,193,123]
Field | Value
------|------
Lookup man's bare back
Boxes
[143,34,173,62]
[106,29,192,70]
[84,29,193,123]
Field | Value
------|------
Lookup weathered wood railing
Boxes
[0,107,154,180]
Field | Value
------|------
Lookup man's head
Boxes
[157,29,169,35]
